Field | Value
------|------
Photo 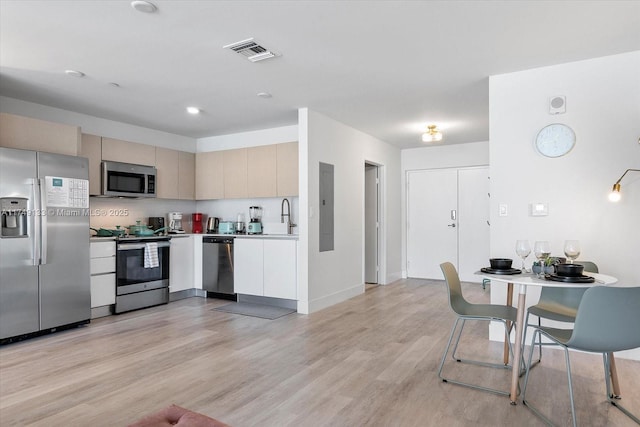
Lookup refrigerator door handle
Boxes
[32,178,40,265]
[39,178,48,265]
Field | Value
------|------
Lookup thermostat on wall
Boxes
[530,202,549,216]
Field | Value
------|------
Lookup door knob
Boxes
[448,223,456,228]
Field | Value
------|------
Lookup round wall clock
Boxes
[534,123,576,157]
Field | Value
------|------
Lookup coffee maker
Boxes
[247,206,263,234]
[192,213,203,234]
[167,212,185,234]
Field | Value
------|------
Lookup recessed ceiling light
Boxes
[65,70,85,78]
[257,92,272,98]
[131,1,157,13]
[186,107,200,115]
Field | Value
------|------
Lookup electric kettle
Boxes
[206,217,219,233]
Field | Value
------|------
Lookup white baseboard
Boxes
[305,283,364,313]
[383,271,403,284]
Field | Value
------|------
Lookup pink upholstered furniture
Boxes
[128,404,230,427]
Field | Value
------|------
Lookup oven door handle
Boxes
[117,242,171,250]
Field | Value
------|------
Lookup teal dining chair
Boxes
[438,262,521,396]
[522,286,640,427]
[523,261,598,366]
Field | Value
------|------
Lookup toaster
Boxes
[218,221,236,234]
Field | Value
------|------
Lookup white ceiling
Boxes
[1,1,639,149]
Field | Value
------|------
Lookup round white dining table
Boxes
[476,270,617,404]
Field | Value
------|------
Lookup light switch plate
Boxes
[530,202,549,216]
[499,204,508,216]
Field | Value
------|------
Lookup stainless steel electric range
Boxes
[115,235,171,313]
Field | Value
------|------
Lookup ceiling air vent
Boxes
[223,38,278,62]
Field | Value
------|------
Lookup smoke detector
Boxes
[223,38,278,62]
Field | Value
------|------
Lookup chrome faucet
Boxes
[281,198,296,234]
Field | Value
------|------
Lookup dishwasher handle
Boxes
[203,237,235,244]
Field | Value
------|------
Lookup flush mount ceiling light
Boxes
[257,92,272,98]
[186,107,200,115]
[223,38,278,63]
[65,70,85,78]
[422,125,443,142]
[608,168,640,202]
[131,1,157,13]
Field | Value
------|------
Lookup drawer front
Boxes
[90,257,116,275]
[90,241,116,258]
[90,273,116,307]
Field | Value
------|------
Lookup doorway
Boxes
[365,163,380,284]
[406,167,489,281]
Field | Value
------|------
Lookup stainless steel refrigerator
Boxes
[0,147,90,343]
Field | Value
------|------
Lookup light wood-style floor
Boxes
[1,279,638,427]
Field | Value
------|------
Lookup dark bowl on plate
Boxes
[489,258,513,270]
[555,263,584,277]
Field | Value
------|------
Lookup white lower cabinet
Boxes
[235,239,264,296]
[169,236,194,293]
[90,241,116,308]
[263,240,297,299]
[235,238,297,300]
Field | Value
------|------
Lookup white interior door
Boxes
[458,168,490,282]
[407,169,458,279]
[364,164,378,283]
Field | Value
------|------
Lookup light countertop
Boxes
[200,233,298,240]
[90,233,299,242]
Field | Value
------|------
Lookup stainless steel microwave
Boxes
[101,161,156,198]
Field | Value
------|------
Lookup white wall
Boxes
[298,108,402,314]
[0,96,196,151]
[196,197,299,230]
[197,125,298,152]
[90,198,196,231]
[400,141,490,277]
[489,51,640,360]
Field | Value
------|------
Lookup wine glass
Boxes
[515,240,531,272]
[564,240,581,264]
[534,241,551,278]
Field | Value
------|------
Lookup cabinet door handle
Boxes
[448,223,456,228]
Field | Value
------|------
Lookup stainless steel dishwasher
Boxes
[202,236,236,299]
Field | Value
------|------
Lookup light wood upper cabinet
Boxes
[195,151,224,200]
[101,137,155,166]
[0,113,80,156]
[178,151,195,200]
[277,142,299,196]
[155,148,195,200]
[194,142,298,200]
[223,148,248,199]
[155,147,179,199]
[80,133,102,196]
[247,145,277,198]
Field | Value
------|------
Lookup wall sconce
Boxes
[609,168,640,202]
[422,125,443,143]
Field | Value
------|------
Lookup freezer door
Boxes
[37,152,91,329]
[0,148,39,339]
